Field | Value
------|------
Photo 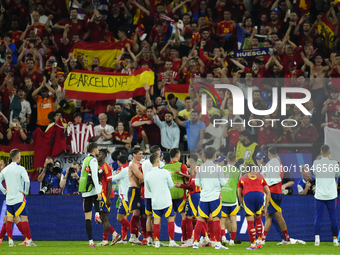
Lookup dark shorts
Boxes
[198,199,222,218]
[186,193,200,217]
[145,198,152,216]
[221,205,239,217]
[268,193,282,214]
[173,199,186,213]
[7,200,28,217]
[243,191,264,216]
[83,195,99,213]
[128,187,141,212]
[118,197,129,215]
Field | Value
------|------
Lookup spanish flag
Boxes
[317,13,336,49]
[71,41,122,70]
[334,0,340,10]
[164,84,190,101]
[64,68,154,100]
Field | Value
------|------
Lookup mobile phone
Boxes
[160,101,168,106]
[12,123,17,127]
[53,62,57,67]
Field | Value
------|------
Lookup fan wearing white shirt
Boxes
[145,153,178,248]
[0,149,35,247]
[142,145,165,246]
[93,113,115,144]
[313,144,340,246]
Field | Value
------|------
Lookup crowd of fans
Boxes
[0,0,340,194]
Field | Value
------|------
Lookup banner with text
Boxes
[64,69,154,100]
[0,144,39,181]
[71,41,121,70]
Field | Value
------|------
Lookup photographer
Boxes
[298,165,316,195]
[37,156,62,195]
[60,161,81,195]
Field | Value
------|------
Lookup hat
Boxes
[215,155,227,162]
[333,111,340,117]
[255,152,266,159]
[272,8,280,14]
[59,99,70,110]
[56,72,65,78]
[261,91,269,101]
[330,87,339,94]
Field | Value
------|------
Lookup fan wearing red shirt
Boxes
[321,111,340,129]
[117,26,133,52]
[112,122,132,150]
[159,42,182,72]
[30,11,47,38]
[54,8,85,42]
[237,165,270,250]
[9,21,23,50]
[142,107,161,146]
[97,149,121,246]
[8,0,29,24]
[136,47,156,70]
[86,11,107,43]
[19,59,42,89]
[257,115,275,148]
[216,11,234,45]
[321,87,340,122]
[182,54,205,84]
[273,127,295,153]
[130,103,150,153]
[158,60,180,97]
[7,117,27,146]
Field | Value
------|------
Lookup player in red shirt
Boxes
[237,164,270,250]
[96,149,121,246]
[130,102,150,153]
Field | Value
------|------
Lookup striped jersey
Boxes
[67,122,94,154]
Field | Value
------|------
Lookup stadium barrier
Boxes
[0,195,337,242]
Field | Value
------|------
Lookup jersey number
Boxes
[248,173,257,180]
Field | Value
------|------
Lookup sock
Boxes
[193,221,204,242]
[16,222,26,239]
[6,221,13,240]
[220,229,225,239]
[230,231,236,241]
[95,212,100,218]
[201,223,207,237]
[85,219,92,240]
[181,219,187,241]
[208,221,214,241]
[147,231,153,239]
[185,218,193,240]
[282,230,290,241]
[103,232,109,241]
[262,230,268,241]
[247,221,256,244]
[213,221,221,243]
[121,218,130,230]
[140,217,147,239]
[255,217,263,240]
[168,222,175,240]
[0,223,6,239]
[122,225,127,241]
[153,224,160,241]
[26,222,31,240]
[130,215,139,236]
[108,226,115,234]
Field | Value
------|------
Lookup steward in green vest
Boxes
[162,148,189,209]
[235,130,260,166]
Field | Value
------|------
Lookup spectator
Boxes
[321,87,340,123]
[106,103,135,131]
[255,115,276,148]
[273,126,295,153]
[1,33,18,65]
[60,161,81,195]
[295,115,319,153]
[32,78,56,131]
[37,156,62,195]
[174,109,205,150]
[19,58,42,88]
[7,117,27,146]
[202,115,225,154]
[321,111,340,129]
[153,109,180,154]
[45,110,67,132]
[158,59,180,97]
[235,130,260,166]
[106,3,130,39]
[86,9,107,43]
[108,121,132,150]
[143,106,161,147]
[167,93,185,112]
[223,116,244,151]
[92,113,115,145]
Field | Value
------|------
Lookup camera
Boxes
[52,161,62,175]
[160,101,168,106]
[29,39,37,44]
[48,60,55,65]
[234,158,244,169]
[67,167,76,178]
[39,183,50,195]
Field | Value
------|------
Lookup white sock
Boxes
[95,212,100,217]
[315,235,320,242]
[89,239,94,245]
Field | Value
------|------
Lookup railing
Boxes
[260,143,313,151]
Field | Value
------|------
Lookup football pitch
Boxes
[1,241,340,255]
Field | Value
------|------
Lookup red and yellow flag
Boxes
[164,84,189,101]
[64,68,154,100]
[71,41,122,69]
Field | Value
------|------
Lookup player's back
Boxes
[238,172,267,196]
[0,162,28,205]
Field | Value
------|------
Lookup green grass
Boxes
[1,241,340,255]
